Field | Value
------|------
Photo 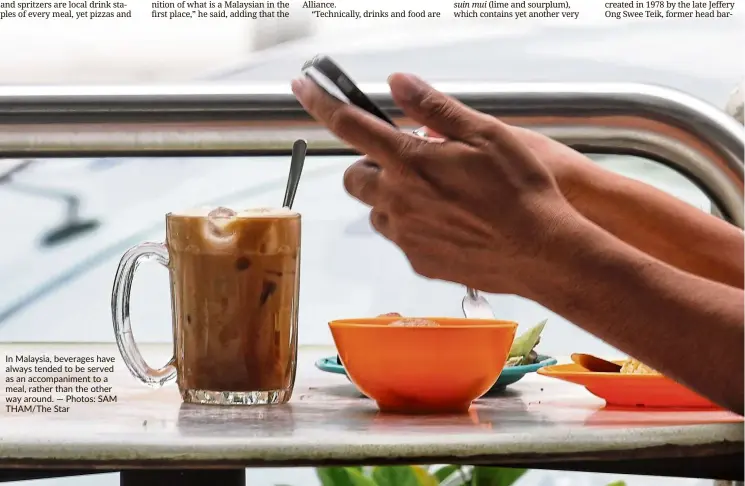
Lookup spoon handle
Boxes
[283,139,307,209]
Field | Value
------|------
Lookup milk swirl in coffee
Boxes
[167,206,301,402]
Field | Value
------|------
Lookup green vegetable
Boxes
[508,319,547,364]
[432,465,461,482]
[317,467,377,486]
[371,466,423,486]
[309,465,624,486]
[471,467,527,485]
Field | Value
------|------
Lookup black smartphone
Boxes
[301,55,397,127]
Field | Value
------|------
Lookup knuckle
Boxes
[343,161,365,194]
[326,106,353,134]
[420,92,458,122]
[369,209,389,234]
[390,133,427,170]
[392,132,415,158]
[480,117,516,146]
[471,120,501,148]
[342,164,356,194]
[344,159,381,204]
[386,193,411,219]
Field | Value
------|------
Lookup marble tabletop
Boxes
[0,343,742,469]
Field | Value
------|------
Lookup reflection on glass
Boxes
[1,160,101,247]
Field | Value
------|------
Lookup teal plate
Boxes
[315,354,557,393]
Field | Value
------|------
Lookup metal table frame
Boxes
[0,83,742,484]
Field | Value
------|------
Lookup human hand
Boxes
[418,123,591,206]
[291,73,580,297]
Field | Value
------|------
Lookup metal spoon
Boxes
[283,139,307,209]
[461,287,496,319]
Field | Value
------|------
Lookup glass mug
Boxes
[111,207,301,405]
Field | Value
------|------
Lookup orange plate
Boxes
[329,317,517,414]
[538,362,722,409]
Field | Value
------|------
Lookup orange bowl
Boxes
[328,317,518,414]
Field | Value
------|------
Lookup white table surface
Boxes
[0,343,741,468]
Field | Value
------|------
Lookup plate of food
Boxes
[316,314,556,397]
[538,354,722,409]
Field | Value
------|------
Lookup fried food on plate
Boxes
[620,357,659,375]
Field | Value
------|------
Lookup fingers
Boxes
[292,77,428,169]
[420,126,444,139]
[369,209,389,235]
[388,73,505,145]
[343,157,381,206]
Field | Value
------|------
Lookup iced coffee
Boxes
[111,206,301,406]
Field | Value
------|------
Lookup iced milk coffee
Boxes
[164,207,301,405]
[112,206,301,405]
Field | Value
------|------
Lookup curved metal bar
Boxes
[0,83,742,226]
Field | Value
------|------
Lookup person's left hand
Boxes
[291,73,580,296]
[418,123,590,207]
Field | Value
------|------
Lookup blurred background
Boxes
[0,7,743,486]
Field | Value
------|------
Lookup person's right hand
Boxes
[293,73,584,297]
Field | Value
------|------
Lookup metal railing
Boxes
[0,82,742,226]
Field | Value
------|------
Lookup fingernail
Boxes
[291,77,309,99]
[388,73,426,103]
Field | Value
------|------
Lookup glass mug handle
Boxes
[111,242,177,388]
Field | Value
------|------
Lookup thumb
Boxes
[389,73,491,145]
